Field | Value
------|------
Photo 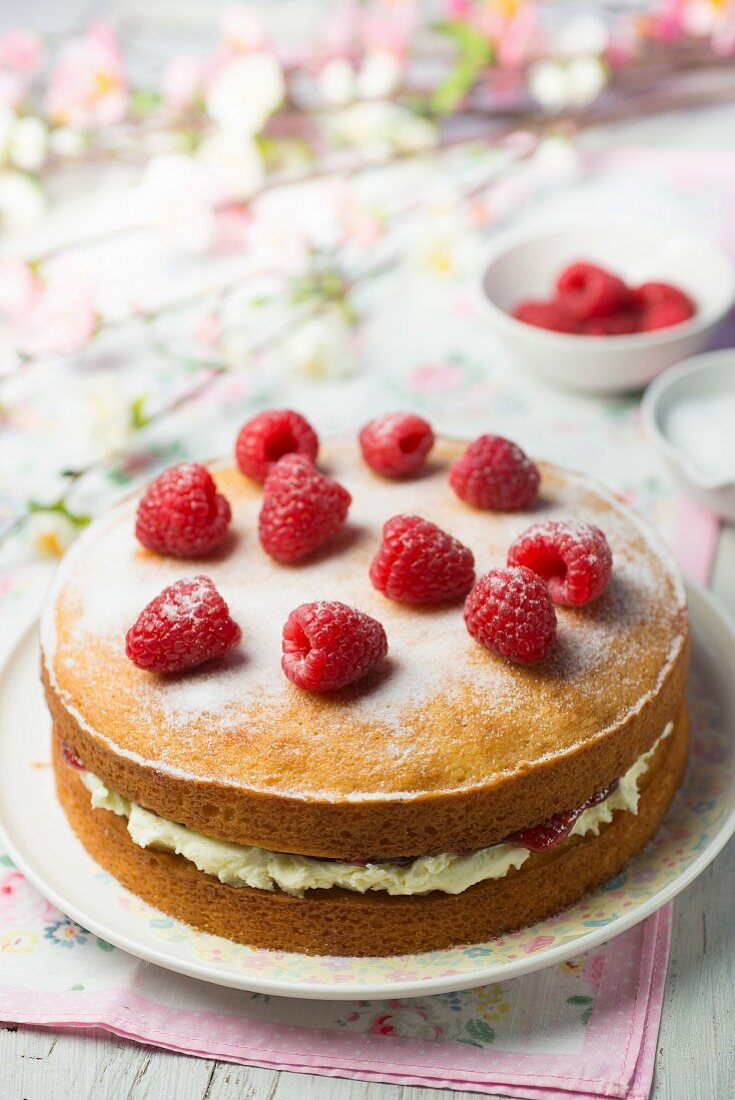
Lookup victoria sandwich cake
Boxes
[41,412,689,956]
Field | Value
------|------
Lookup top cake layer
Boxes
[42,438,689,858]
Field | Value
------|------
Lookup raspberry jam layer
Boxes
[505,782,618,854]
[60,742,85,771]
[66,723,671,898]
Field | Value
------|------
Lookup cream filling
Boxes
[79,722,672,898]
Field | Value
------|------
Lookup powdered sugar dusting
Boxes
[41,440,687,798]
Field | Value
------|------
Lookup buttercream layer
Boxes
[75,721,673,897]
[52,707,688,956]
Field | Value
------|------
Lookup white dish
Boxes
[0,581,733,1001]
[481,215,735,395]
[642,350,735,522]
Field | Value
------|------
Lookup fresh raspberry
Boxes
[463,566,557,665]
[125,576,241,673]
[135,463,231,558]
[507,520,612,606]
[512,300,579,333]
[359,412,435,477]
[582,308,641,336]
[235,409,319,483]
[259,454,351,563]
[506,781,618,852]
[449,435,540,511]
[555,262,631,320]
[282,600,388,691]
[370,515,476,604]
[634,281,694,315]
[640,299,695,332]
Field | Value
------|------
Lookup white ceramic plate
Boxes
[0,581,733,1001]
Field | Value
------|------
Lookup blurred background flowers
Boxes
[0,0,734,584]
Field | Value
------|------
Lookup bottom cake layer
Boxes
[53,708,688,957]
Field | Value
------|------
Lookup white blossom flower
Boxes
[82,372,135,453]
[327,102,435,157]
[283,307,356,380]
[0,169,46,230]
[25,510,79,557]
[8,115,48,170]
[357,52,402,99]
[48,126,87,158]
[205,52,284,139]
[318,58,356,106]
[0,109,47,170]
[529,56,607,111]
[139,154,220,254]
[410,202,478,279]
[566,55,607,107]
[388,109,436,154]
[528,61,569,111]
[197,132,264,200]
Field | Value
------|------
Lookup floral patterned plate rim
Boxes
[0,581,733,1001]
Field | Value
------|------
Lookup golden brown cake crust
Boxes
[42,439,689,858]
[53,707,688,957]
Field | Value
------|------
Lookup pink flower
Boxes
[0,259,43,325]
[647,0,686,45]
[23,282,98,356]
[214,201,253,249]
[161,54,204,112]
[0,29,43,73]
[446,0,474,19]
[0,871,58,925]
[444,1,536,68]
[362,0,418,59]
[45,22,129,128]
[478,1,537,68]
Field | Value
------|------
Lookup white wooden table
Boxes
[2,530,733,1099]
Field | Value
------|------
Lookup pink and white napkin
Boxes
[0,883,670,1100]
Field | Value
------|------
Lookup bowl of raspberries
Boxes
[481,216,735,394]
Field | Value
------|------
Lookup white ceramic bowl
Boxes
[481,215,735,395]
[642,349,735,522]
